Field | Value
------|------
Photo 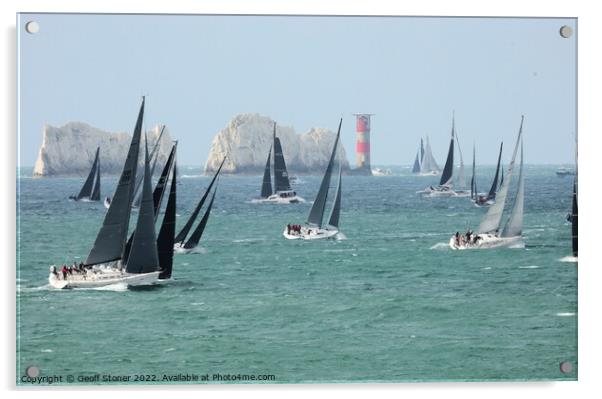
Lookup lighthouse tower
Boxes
[353,114,374,175]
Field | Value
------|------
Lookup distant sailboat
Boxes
[253,122,305,204]
[173,157,224,252]
[453,129,469,197]
[283,119,343,240]
[474,142,504,207]
[419,115,457,196]
[470,144,478,200]
[50,98,166,288]
[69,147,101,202]
[450,116,525,249]
[411,138,423,174]
[415,136,440,175]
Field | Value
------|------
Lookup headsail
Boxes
[327,164,342,228]
[439,118,455,186]
[477,116,524,234]
[153,143,177,220]
[183,184,218,249]
[90,149,101,201]
[487,142,504,201]
[76,147,100,200]
[261,145,273,198]
[158,161,177,280]
[174,157,225,244]
[420,138,425,163]
[273,123,291,192]
[411,146,422,173]
[125,141,160,274]
[85,99,144,266]
[307,118,342,228]
[501,139,524,238]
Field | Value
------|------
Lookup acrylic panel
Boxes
[16,13,577,385]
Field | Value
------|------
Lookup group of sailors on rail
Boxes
[287,224,311,236]
[50,262,91,280]
[454,229,482,247]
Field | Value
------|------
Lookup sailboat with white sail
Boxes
[418,116,458,196]
[283,119,343,240]
[413,137,440,176]
[69,147,101,202]
[253,122,305,204]
[453,129,469,197]
[450,116,525,250]
[173,157,224,253]
[474,142,504,207]
[49,98,175,288]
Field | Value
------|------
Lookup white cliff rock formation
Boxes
[204,114,350,174]
[33,122,173,177]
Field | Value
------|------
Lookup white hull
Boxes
[48,268,160,289]
[283,226,339,240]
[418,186,458,197]
[449,233,523,250]
[415,171,440,176]
[251,193,305,204]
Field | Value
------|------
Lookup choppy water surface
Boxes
[16,165,577,384]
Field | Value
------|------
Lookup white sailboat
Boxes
[450,116,525,250]
[49,98,175,288]
[413,137,440,176]
[252,122,305,204]
[283,119,343,240]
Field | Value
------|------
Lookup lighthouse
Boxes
[353,113,374,175]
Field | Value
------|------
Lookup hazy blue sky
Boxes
[18,13,576,166]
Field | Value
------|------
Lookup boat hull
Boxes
[283,226,339,240]
[418,186,458,197]
[251,193,305,204]
[449,233,523,250]
[48,269,160,289]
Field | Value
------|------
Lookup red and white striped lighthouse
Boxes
[353,114,373,171]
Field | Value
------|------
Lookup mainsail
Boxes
[486,142,503,201]
[182,184,218,249]
[85,99,144,266]
[307,119,342,228]
[174,157,225,244]
[132,126,166,207]
[125,142,160,274]
[273,123,292,192]
[411,145,422,173]
[470,144,477,199]
[477,116,524,234]
[76,147,100,200]
[158,161,177,280]
[327,164,342,228]
[420,136,440,174]
[501,140,524,238]
[261,145,273,198]
[439,119,455,186]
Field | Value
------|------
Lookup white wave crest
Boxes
[559,256,578,263]
[429,242,449,250]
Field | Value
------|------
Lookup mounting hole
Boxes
[25,21,39,34]
[559,361,573,374]
[559,25,573,39]
[26,366,40,378]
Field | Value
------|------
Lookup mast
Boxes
[477,116,524,234]
[261,145,273,198]
[76,147,100,200]
[487,142,503,200]
[125,140,160,274]
[501,139,524,238]
[158,160,177,280]
[470,143,477,199]
[90,148,101,201]
[183,184,218,249]
[439,116,455,186]
[273,122,292,192]
[85,98,144,266]
[327,163,342,228]
[174,157,225,244]
[307,118,341,228]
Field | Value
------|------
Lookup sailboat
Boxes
[283,119,342,240]
[69,147,101,202]
[450,116,525,250]
[413,137,440,176]
[172,157,224,252]
[453,129,469,197]
[419,116,457,196]
[411,138,424,174]
[474,142,504,207]
[252,122,305,204]
[470,144,478,200]
[49,98,170,288]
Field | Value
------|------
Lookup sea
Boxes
[16,165,577,385]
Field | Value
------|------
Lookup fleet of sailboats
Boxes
[69,147,101,202]
[450,116,525,250]
[283,119,343,240]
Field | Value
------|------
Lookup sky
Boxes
[18,13,576,166]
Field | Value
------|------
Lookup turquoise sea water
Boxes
[16,165,577,385]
